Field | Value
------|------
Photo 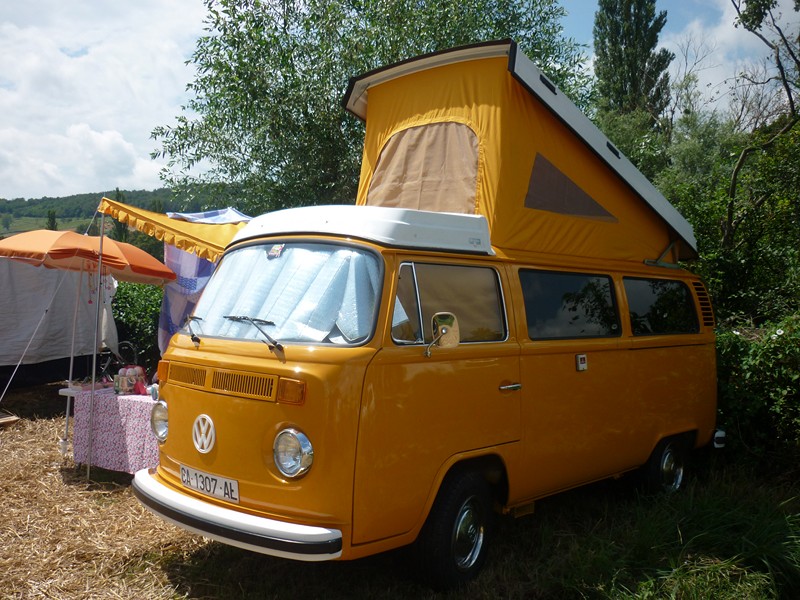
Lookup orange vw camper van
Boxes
[133,41,718,589]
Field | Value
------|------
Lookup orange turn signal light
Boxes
[157,360,169,384]
[277,377,306,405]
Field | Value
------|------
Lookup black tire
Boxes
[413,470,495,590]
[643,437,688,494]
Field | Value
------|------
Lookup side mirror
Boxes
[424,312,460,357]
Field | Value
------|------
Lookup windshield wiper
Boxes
[185,315,202,347]
[224,315,284,352]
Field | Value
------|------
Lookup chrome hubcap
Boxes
[452,495,484,570]
[660,446,684,492]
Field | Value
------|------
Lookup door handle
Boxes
[498,383,522,391]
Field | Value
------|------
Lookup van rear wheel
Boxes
[413,470,495,590]
[644,438,688,493]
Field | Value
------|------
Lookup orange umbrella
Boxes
[0,229,175,473]
[0,230,175,285]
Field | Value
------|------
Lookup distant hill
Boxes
[0,189,177,220]
[0,188,215,237]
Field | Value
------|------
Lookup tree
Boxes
[688,0,800,321]
[149,197,165,215]
[593,108,671,180]
[109,188,129,243]
[665,36,720,126]
[45,210,58,231]
[593,0,674,119]
[153,0,590,215]
[724,0,799,250]
[652,1,800,323]
[592,0,675,179]
[1,213,12,232]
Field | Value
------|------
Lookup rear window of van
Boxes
[623,278,699,335]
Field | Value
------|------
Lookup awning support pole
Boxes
[87,214,106,480]
[60,266,84,455]
[644,240,680,269]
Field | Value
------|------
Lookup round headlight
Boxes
[150,400,169,442]
[273,428,313,478]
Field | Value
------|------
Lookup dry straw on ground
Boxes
[0,384,207,599]
[0,385,429,600]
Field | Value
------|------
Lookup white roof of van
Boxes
[230,205,495,255]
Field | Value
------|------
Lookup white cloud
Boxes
[659,0,797,107]
[0,123,148,199]
[0,1,206,200]
[565,0,796,110]
[3,0,794,200]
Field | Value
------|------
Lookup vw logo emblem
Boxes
[192,414,216,454]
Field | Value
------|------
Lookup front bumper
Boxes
[132,468,343,561]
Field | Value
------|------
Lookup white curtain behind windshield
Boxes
[192,243,381,344]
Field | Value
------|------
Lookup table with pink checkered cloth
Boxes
[72,388,159,473]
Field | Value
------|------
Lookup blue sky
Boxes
[562,0,782,94]
[0,0,789,200]
[563,0,724,48]
[562,0,775,60]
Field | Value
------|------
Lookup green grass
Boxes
[148,453,800,599]
[1,217,94,236]
[483,455,799,599]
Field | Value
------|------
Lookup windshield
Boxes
[189,242,382,345]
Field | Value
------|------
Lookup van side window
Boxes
[392,264,423,343]
[519,270,620,340]
[623,278,699,335]
[391,263,506,344]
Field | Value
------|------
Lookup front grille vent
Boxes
[212,369,276,401]
[167,362,276,401]
[168,363,207,388]
[692,281,716,327]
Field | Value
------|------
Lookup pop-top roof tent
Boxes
[343,39,696,264]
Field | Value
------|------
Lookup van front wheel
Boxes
[413,470,495,590]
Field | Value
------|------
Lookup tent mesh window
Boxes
[366,122,479,214]
[525,153,617,222]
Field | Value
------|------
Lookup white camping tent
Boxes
[0,259,116,367]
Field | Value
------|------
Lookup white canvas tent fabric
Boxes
[0,259,116,366]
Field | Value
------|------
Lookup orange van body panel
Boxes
[145,240,716,561]
[154,336,377,534]
[355,342,521,544]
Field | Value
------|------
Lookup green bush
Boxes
[717,315,800,456]
[111,281,164,378]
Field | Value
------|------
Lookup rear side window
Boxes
[519,270,620,340]
[623,278,699,335]
[392,263,506,344]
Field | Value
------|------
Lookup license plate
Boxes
[180,465,240,504]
